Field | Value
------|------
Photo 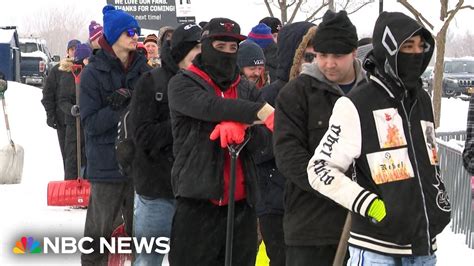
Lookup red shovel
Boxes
[47,64,90,207]
[107,223,133,266]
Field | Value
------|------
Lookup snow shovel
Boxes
[225,135,251,266]
[0,79,24,184]
[333,213,351,266]
[108,223,133,266]
[47,65,90,207]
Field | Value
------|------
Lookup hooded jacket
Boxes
[261,22,315,106]
[253,22,316,217]
[80,37,149,181]
[274,59,366,246]
[128,40,178,198]
[263,42,278,83]
[307,12,451,256]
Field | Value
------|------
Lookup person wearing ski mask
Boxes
[307,11,451,265]
[167,17,274,265]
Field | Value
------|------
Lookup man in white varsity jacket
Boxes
[307,11,451,265]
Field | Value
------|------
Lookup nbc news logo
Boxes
[13,236,42,254]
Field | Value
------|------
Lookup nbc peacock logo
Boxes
[13,236,42,254]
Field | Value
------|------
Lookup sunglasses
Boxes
[303,52,317,63]
[126,28,139,37]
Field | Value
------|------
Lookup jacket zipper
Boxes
[218,90,225,205]
[400,95,432,255]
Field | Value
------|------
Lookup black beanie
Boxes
[170,23,202,64]
[312,10,358,54]
[171,41,199,63]
[259,17,282,34]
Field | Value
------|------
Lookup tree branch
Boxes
[441,0,464,33]
[287,0,297,8]
[305,1,329,22]
[289,0,305,23]
[263,0,275,17]
[397,0,434,30]
[447,3,474,16]
[342,0,350,10]
[346,1,373,15]
[440,0,448,20]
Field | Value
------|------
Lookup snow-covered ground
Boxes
[0,82,473,265]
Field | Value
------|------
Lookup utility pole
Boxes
[379,0,383,14]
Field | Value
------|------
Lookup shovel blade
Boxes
[0,143,24,184]
[47,179,90,207]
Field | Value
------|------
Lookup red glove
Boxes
[210,121,247,148]
[264,111,274,132]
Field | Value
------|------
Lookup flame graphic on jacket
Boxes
[383,113,406,148]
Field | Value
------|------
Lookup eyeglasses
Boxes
[303,52,317,63]
[126,28,139,37]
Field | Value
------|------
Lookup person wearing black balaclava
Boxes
[167,17,275,265]
[306,11,451,265]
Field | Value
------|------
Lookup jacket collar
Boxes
[93,36,138,73]
[300,59,366,95]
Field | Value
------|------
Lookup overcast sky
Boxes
[1,0,473,41]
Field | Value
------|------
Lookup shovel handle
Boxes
[1,97,13,144]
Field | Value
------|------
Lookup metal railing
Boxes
[437,130,466,142]
[437,130,473,248]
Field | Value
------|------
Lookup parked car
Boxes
[429,57,474,98]
[422,66,434,95]
[19,37,59,87]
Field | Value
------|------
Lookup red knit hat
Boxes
[89,21,103,42]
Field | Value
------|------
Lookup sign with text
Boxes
[106,0,195,30]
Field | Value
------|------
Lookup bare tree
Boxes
[446,30,474,58]
[398,0,474,127]
[262,0,373,24]
[20,6,89,57]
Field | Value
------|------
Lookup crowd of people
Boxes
[40,4,452,266]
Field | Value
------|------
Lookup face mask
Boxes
[201,38,238,90]
[397,52,424,90]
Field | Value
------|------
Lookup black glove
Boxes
[46,115,57,129]
[71,105,80,117]
[106,88,132,111]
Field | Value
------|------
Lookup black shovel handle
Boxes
[224,135,251,266]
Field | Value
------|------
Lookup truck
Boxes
[19,37,59,87]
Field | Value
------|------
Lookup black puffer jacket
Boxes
[168,55,268,204]
[129,41,177,198]
[307,12,451,256]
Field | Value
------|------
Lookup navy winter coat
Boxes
[79,39,149,181]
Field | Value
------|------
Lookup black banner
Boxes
[106,0,195,30]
